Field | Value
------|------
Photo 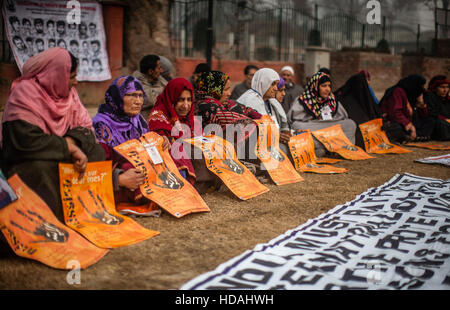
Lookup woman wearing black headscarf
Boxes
[335,72,381,148]
[379,74,434,143]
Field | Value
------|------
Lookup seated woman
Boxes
[424,75,450,141]
[287,71,357,157]
[195,71,262,160]
[147,78,203,187]
[359,70,379,105]
[1,47,105,222]
[379,74,434,143]
[92,75,169,210]
[237,68,292,155]
[335,72,381,147]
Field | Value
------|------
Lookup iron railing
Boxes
[170,0,437,61]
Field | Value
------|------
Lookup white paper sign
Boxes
[2,0,111,81]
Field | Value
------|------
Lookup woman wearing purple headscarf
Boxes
[93,75,169,208]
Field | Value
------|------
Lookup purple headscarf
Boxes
[278,77,286,90]
[93,75,149,147]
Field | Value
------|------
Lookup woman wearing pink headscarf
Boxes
[1,47,105,221]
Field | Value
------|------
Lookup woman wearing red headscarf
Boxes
[147,78,202,186]
[1,47,105,221]
[424,75,450,140]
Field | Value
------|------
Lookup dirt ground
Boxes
[0,141,449,290]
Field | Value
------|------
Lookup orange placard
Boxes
[185,135,269,200]
[312,124,375,160]
[114,132,210,218]
[0,175,108,270]
[289,131,348,174]
[315,158,344,164]
[253,116,303,185]
[59,161,159,249]
[405,143,450,150]
[359,119,411,154]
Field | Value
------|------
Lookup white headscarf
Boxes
[281,66,294,75]
[237,68,279,114]
[237,68,287,129]
[251,68,280,97]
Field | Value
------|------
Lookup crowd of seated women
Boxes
[1,47,449,228]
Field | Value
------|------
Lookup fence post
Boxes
[278,8,283,61]
[314,4,318,29]
[416,24,421,53]
[184,1,188,57]
[206,0,214,68]
[361,24,366,48]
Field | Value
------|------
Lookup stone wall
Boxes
[120,0,174,73]
[330,51,402,97]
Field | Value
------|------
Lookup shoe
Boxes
[116,202,161,217]
[241,161,257,175]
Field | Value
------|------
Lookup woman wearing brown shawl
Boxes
[1,48,105,221]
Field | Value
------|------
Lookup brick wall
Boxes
[175,58,304,87]
[436,39,450,58]
[402,55,450,87]
[330,51,402,98]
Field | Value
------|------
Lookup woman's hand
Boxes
[162,135,171,151]
[415,94,426,109]
[405,122,417,141]
[280,131,292,144]
[65,138,88,179]
[118,168,146,191]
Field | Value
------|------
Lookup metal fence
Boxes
[0,11,14,63]
[170,0,438,61]
[436,7,450,39]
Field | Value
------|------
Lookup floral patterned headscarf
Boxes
[195,71,229,101]
[297,71,337,119]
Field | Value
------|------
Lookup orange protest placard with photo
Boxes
[312,124,375,160]
[359,118,411,154]
[0,175,108,270]
[405,142,450,150]
[59,161,159,249]
[185,135,269,200]
[289,131,348,174]
[253,116,303,185]
[114,132,210,218]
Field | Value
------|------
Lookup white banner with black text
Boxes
[182,173,450,290]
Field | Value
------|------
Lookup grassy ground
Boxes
[0,141,449,290]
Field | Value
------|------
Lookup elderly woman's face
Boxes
[436,84,449,98]
[175,90,192,117]
[123,90,144,117]
[275,86,286,103]
[264,81,279,99]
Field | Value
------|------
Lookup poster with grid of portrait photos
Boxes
[2,0,111,81]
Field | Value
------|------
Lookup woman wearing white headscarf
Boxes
[236,68,292,155]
